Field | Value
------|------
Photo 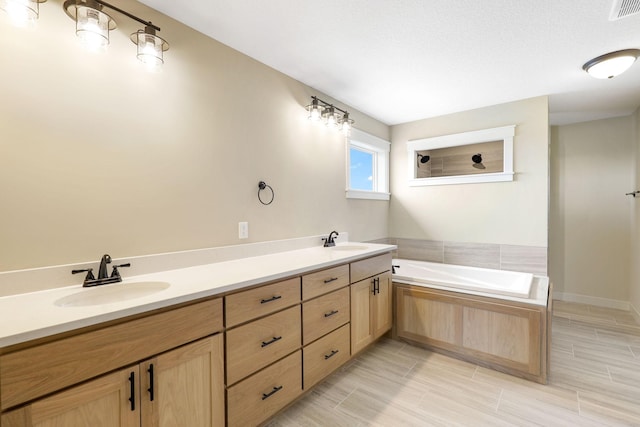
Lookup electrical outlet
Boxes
[238,222,249,239]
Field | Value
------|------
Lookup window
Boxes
[347,128,390,200]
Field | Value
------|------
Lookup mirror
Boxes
[407,125,515,186]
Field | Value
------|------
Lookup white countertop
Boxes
[0,243,395,348]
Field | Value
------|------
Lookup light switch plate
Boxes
[238,222,249,239]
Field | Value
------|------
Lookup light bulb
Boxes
[2,0,38,26]
[76,6,111,52]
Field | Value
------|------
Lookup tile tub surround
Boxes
[0,232,352,297]
[267,301,640,426]
[368,237,547,275]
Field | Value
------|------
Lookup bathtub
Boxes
[391,259,533,298]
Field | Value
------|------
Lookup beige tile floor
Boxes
[266,301,640,426]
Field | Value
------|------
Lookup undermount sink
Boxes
[330,245,369,251]
[55,281,171,307]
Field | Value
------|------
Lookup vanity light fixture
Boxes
[306,96,355,135]
[63,0,169,67]
[582,49,640,79]
[0,0,46,26]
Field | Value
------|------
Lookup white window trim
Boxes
[406,125,516,186]
[346,128,390,200]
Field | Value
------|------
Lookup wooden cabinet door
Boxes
[350,278,373,355]
[141,335,225,427]
[4,367,140,427]
[372,272,392,340]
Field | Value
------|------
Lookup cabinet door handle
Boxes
[324,349,339,360]
[261,385,283,400]
[371,278,377,295]
[128,371,136,411]
[147,363,155,402]
[261,336,282,347]
[324,309,339,318]
[323,277,338,284]
[260,295,282,304]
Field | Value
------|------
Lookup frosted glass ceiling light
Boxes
[583,49,640,79]
[131,25,169,70]
[0,0,45,26]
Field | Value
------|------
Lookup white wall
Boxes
[389,96,549,247]
[0,0,389,271]
[549,116,634,308]
[632,108,640,320]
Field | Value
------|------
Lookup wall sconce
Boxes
[0,0,46,26]
[417,154,430,168]
[63,0,169,68]
[306,96,354,135]
[583,49,640,79]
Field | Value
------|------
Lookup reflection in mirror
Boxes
[415,140,503,178]
[407,125,515,186]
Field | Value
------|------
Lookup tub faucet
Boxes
[322,231,339,247]
[392,265,400,274]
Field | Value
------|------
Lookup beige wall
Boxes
[633,108,640,318]
[0,0,389,271]
[389,96,549,247]
[549,117,634,305]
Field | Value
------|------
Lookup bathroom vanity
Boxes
[0,244,394,427]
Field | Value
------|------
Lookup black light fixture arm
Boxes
[311,96,348,115]
[92,0,161,32]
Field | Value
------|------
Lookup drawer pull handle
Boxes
[260,295,282,304]
[128,371,136,411]
[323,277,338,284]
[261,336,283,347]
[324,349,339,360]
[262,385,283,400]
[324,309,339,318]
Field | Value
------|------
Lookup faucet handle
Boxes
[111,263,131,279]
[72,268,95,281]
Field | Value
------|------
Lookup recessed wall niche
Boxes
[407,125,516,186]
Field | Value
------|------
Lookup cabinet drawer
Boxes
[226,305,301,385]
[302,264,350,300]
[350,252,392,284]
[303,323,350,390]
[0,297,222,411]
[225,277,300,327]
[227,350,302,427]
[302,287,350,345]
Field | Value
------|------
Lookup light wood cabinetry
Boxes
[302,287,349,345]
[225,277,300,328]
[226,306,301,385]
[302,265,350,300]
[1,321,225,427]
[227,351,302,427]
[394,284,549,384]
[350,253,392,355]
[303,324,350,390]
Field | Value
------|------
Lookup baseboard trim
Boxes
[631,302,640,325]
[554,292,630,311]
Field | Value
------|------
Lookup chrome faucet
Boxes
[72,254,130,287]
[322,231,339,247]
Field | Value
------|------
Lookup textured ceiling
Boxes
[139,0,640,126]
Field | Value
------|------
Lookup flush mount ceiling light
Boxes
[582,49,640,79]
[0,0,46,26]
[306,96,355,136]
[63,0,169,68]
